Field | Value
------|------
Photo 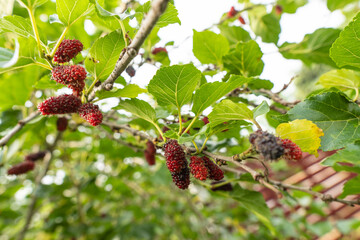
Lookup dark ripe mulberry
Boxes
[203,156,224,181]
[189,156,208,181]
[38,94,82,115]
[171,166,190,190]
[210,180,233,192]
[78,103,103,126]
[25,151,47,162]
[202,117,209,125]
[227,6,237,18]
[163,140,188,173]
[249,130,284,161]
[57,117,68,131]
[151,47,167,55]
[7,161,35,175]
[53,39,83,63]
[144,140,156,165]
[126,66,136,77]
[281,138,302,161]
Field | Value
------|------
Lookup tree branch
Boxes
[17,132,62,240]
[0,111,41,147]
[102,120,360,206]
[88,0,170,101]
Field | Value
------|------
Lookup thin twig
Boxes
[0,111,41,147]
[276,75,298,94]
[255,89,300,108]
[88,0,170,101]
[17,132,62,240]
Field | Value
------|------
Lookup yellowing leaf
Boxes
[318,69,360,91]
[276,119,324,157]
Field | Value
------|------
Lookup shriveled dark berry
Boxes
[126,66,136,77]
[189,156,208,181]
[281,138,302,161]
[78,103,103,126]
[7,161,35,175]
[25,151,47,162]
[53,39,83,63]
[249,130,284,161]
[38,94,82,115]
[171,166,190,190]
[163,140,188,173]
[202,117,209,125]
[227,6,237,18]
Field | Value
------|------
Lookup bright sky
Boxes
[131,0,345,96]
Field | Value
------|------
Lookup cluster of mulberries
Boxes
[38,39,103,126]
[249,130,284,161]
[53,39,83,63]
[163,140,190,189]
[7,151,46,175]
[281,139,302,161]
[189,156,224,181]
[163,140,224,189]
[144,140,156,165]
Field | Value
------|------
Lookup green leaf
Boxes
[287,92,360,151]
[192,30,229,65]
[339,176,360,198]
[0,16,34,38]
[280,28,341,67]
[277,0,307,13]
[218,25,251,48]
[228,186,276,235]
[276,119,324,157]
[136,2,180,28]
[318,69,360,93]
[248,78,274,90]
[0,48,14,68]
[114,98,156,124]
[223,40,264,77]
[327,0,358,11]
[56,0,91,26]
[249,13,281,44]
[192,75,250,116]
[85,30,125,81]
[253,101,270,119]
[96,84,146,100]
[330,12,360,70]
[321,141,360,173]
[208,99,253,127]
[147,64,201,109]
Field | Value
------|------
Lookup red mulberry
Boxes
[238,16,246,24]
[171,166,190,190]
[163,140,188,173]
[202,117,209,125]
[57,117,68,131]
[151,47,167,55]
[189,156,208,181]
[227,6,237,18]
[203,156,224,181]
[144,140,156,165]
[53,39,83,63]
[38,94,82,115]
[7,161,35,175]
[25,151,47,162]
[249,130,284,161]
[275,5,283,15]
[281,138,302,161]
[52,65,86,94]
[78,103,103,126]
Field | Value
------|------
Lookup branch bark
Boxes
[0,111,41,147]
[88,0,170,101]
